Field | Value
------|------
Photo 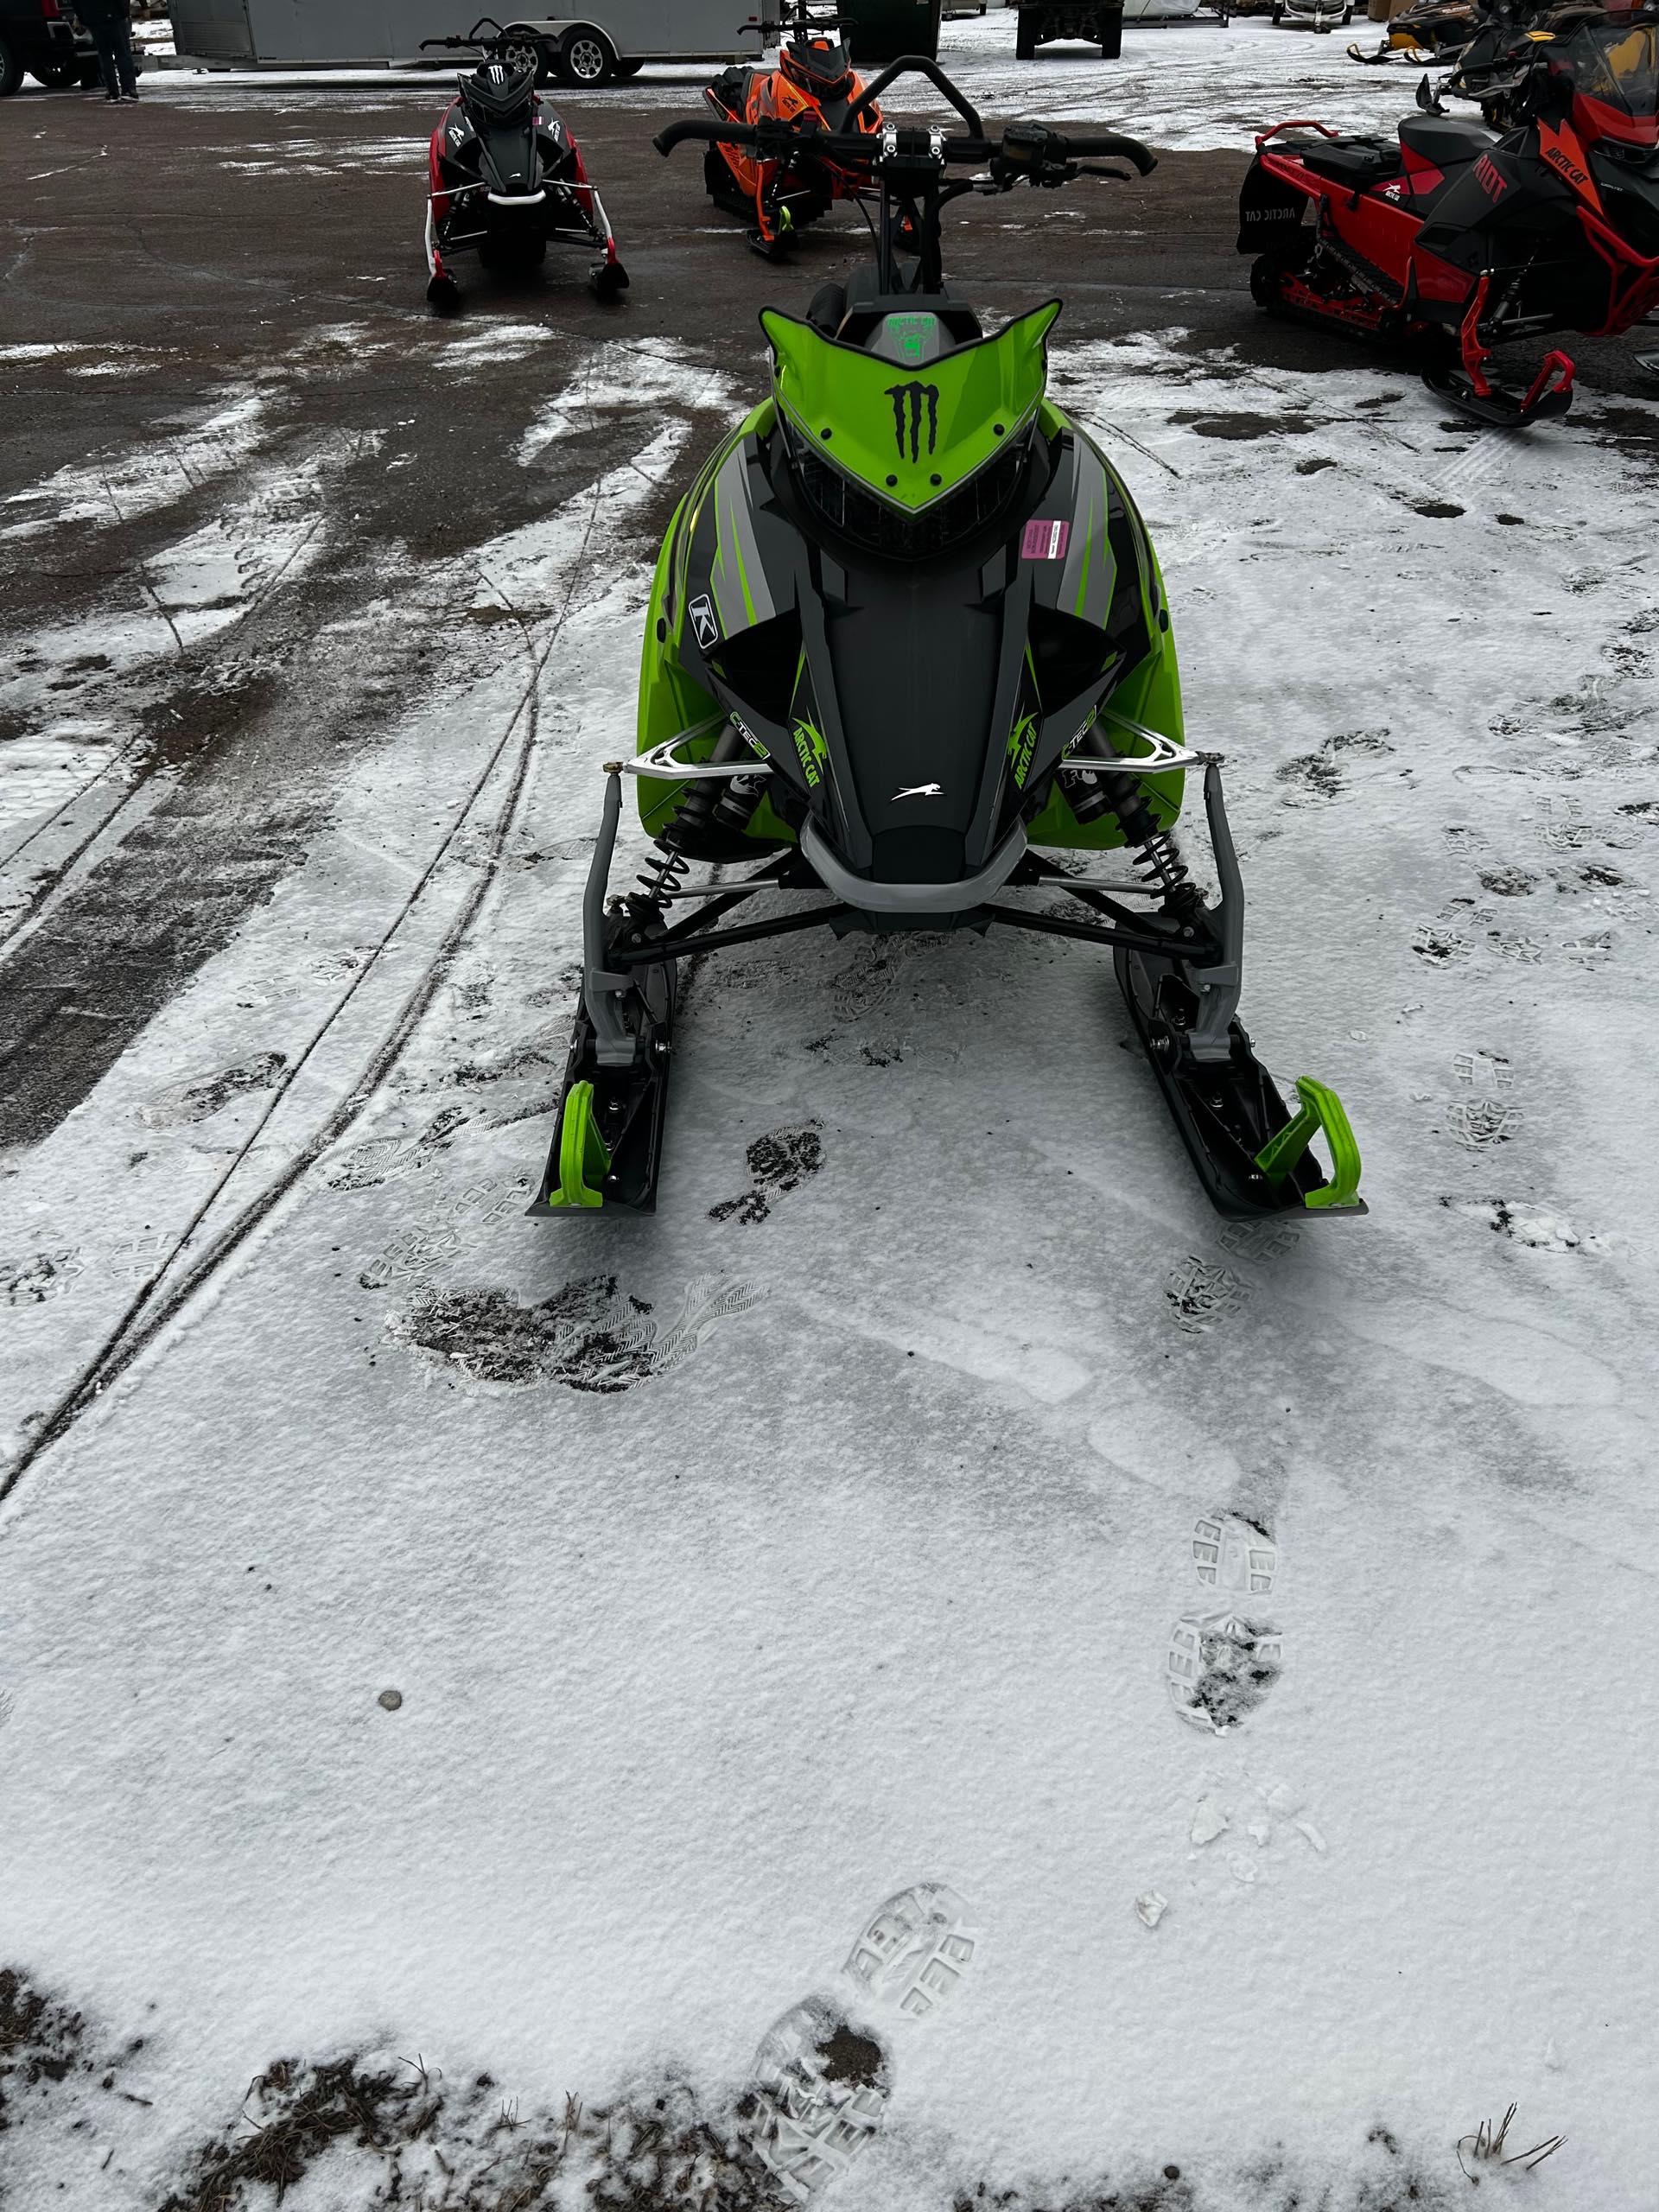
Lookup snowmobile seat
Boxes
[1298,135,1404,187]
[1395,113,1494,170]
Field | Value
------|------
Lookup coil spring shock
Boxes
[631,722,753,909]
[634,840,689,907]
[1061,762,1204,922]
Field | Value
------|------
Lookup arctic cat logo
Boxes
[885,380,940,462]
[792,718,829,790]
[1007,714,1039,791]
[689,595,720,652]
[892,781,944,800]
[1536,120,1600,207]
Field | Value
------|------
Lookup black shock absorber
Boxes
[1059,760,1205,922]
[633,721,754,907]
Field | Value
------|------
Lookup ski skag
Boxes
[536,60,1366,1221]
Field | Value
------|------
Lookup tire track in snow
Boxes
[0,374,717,1503]
[0,431,375,963]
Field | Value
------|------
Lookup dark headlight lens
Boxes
[787,430,1032,562]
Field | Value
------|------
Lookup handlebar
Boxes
[652,115,1155,176]
[419,14,506,49]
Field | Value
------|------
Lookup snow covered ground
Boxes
[4,22,1659,2212]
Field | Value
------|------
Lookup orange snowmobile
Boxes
[701,5,884,255]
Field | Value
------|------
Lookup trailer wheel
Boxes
[1099,15,1123,56]
[501,23,555,83]
[613,56,644,76]
[556,25,616,86]
[0,33,24,95]
[1015,10,1039,58]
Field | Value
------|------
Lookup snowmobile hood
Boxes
[760,301,1062,516]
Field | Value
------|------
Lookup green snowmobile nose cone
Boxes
[761,299,1061,515]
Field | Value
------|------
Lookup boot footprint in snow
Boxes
[744,1998,891,2204]
[741,1880,978,2200]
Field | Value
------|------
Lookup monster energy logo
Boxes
[885,380,940,463]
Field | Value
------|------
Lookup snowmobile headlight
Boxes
[785,421,1033,563]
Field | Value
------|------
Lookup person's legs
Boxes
[112,18,137,96]
[91,22,120,96]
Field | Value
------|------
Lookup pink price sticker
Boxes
[1021,518,1071,561]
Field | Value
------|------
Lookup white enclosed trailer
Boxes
[164,0,766,79]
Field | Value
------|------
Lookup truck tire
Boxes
[1015,9,1038,58]
[31,60,80,86]
[0,33,24,94]
[556,24,615,86]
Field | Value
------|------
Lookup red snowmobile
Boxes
[421,17,627,310]
[1239,3,1659,422]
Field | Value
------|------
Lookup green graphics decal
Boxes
[881,312,941,369]
[1007,710,1039,791]
[792,717,830,789]
[761,300,1062,516]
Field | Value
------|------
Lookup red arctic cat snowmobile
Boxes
[701,2,883,255]
[422,17,627,310]
[1240,2,1659,422]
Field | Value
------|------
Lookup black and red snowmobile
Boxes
[421,17,628,311]
[1240,2,1659,423]
[699,3,883,256]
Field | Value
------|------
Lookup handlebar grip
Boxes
[654,118,759,155]
[1056,131,1157,172]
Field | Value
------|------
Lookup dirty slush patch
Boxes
[390,1275,658,1393]
[387,1274,763,1393]
[1,1964,1468,2212]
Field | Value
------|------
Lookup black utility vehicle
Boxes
[0,0,100,92]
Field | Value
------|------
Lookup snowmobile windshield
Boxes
[1566,17,1658,132]
[762,301,1061,520]
[782,34,854,93]
[464,61,536,122]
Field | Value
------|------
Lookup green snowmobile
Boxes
[536,58,1365,1220]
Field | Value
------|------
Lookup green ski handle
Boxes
[548,1081,611,1209]
[1254,1077,1364,1211]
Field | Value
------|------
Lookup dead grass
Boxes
[0,1968,92,2133]
[156,2056,774,2212]
[1456,2104,1566,2181]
